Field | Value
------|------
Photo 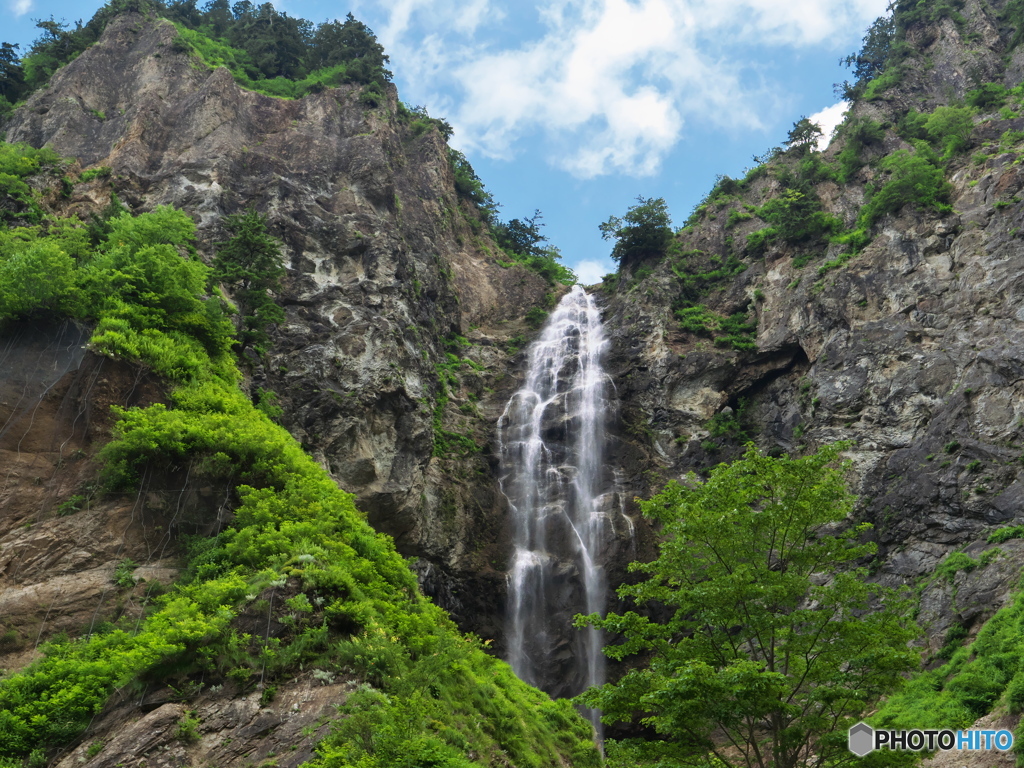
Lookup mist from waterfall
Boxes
[497,285,621,730]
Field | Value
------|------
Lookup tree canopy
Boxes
[212,207,285,353]
[786,117,822,154]
[599,196,673,266]
[2,0,391,106]
[577,443,919,768]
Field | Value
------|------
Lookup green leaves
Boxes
[858,147,952,230]
[212,208,285,353]
[0,241,76,318]
[600,196,673,266]
[924,106,975,157]
[580,444,920,768]
[0,145,600,767]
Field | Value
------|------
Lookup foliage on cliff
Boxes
[578,444,919,768]
[591,5,1024,764]
[0,146,600,768]
[0,0,391,111]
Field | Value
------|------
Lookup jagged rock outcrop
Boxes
[0,320,227,673]
[51,671,356,768]
[600,0,1024,660]
[2,12,552,649]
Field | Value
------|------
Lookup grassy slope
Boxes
[0,145,599,768]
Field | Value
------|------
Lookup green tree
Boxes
[748,183,840,255]
[599,196,672,266]
[837,13,895,99]
[577,443,919,768]
[495,209,546,257]
[448,148,497,222]
[0,43,25,105]
[858,146,952,229]
[307,13,391,85]
[212,208,285,352]
[786,117,822,154]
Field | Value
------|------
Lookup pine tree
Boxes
[212,208,285,352]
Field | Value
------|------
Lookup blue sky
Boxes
[4,0,889,282]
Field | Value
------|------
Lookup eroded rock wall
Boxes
[599,0,1024,655]
[2,12,552,644]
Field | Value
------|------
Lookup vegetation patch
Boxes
[0,145,598,766]
[578,444,918,768]
[676,304,757,351]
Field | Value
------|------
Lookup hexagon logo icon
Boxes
[849,722,874,756]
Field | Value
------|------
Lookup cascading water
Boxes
[497,284,625,729]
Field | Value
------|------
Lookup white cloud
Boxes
[695,0,890,46]
[10,0,32,17]
[572,259,610,285]
[808,101,850,151]
[371,0,891,178]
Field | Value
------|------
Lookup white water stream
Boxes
[497,285,621,732]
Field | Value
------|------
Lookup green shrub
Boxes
[925,106,975,157]
[676,305,757,351]
[754,187,842,249]
[946,670,1005,717]
[706,400,749,441]
[989,525,1024,544]
[936,551,978,582]
[175,711,201,743]
[726,209,753,228]
[1007,669,1024,714]
[966,83,1007,111]
[113,558,138,588]
[862,67,904,101]
[836,117,885,183]
[745,226,778,255]
[676,305,717,337]
[56,495,86,516]
[79,166,112,182]
[524,306,548,329]
[716,312,758,351]
[858,148,952,229]
[670,250,746,302]
[936,623,969,661]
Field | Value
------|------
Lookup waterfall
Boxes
[497,285,620,726]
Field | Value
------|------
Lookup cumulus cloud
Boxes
[572,259,610,285]
[808,101,851,151]
[369,0,891,178]
[10,0,32,17]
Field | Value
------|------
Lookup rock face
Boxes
[0,319,227,673]
[10,2,1024,763]
[3,12,552,649]
[597,0,1024,660]
[52,671,356,768]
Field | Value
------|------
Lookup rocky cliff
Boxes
[10,0,1024,763]
[600,0,1024,664]
[2,11,560,656]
